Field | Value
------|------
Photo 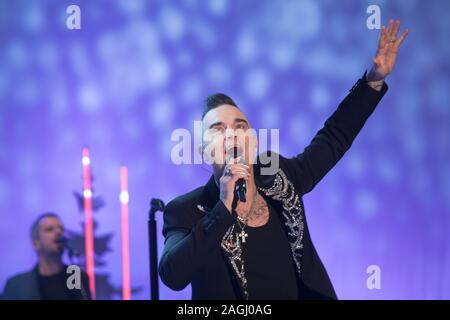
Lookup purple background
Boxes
[0,0,449,299]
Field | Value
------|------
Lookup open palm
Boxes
[368,19,409,82]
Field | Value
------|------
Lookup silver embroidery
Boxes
[221,224,248,299]
[196,202,249,298]
[219,168,305,299]
[259,169,305,274]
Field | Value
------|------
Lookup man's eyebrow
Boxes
[208,118,248,129]
[209,121,224,129]
[234,118,248,126]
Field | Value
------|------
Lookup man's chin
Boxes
[51,246,65,256]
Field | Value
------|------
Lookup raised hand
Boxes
[367,19,409,83]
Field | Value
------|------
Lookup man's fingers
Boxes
[387,19,394,39]
[227,155,242,165]
[396,29,409,47]
[381,25,387,41]
[378,25,387,47]
[223,163,250,178]
[230,167,250,175]
[230,171,250,183]
[229,166,251,176]
[230,163,250,171]
[392,20,401,38]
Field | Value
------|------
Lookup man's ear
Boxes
[198,143,203,159]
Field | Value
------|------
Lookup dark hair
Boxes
[202,93,239,119]
[30,213,60,240]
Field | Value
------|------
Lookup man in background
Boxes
[2,213,90,300]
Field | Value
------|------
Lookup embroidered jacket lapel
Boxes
[197,163,306,299]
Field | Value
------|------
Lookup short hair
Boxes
[202,93,239,119]
[30,213,60,240]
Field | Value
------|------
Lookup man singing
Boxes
[2,213,90,300]
[159,20,409,299]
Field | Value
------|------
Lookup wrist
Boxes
[220,198,233,213]
[366,69,385,92]
[367,79,384,91]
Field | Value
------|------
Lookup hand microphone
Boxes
[232,146,247,203]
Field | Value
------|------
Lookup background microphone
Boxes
[56,235,68,246]
[55,235,88,299]
[56,235,78,262]
[232,146,247,203]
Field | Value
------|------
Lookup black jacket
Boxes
[2,265,91,300]
[159,73,388,300]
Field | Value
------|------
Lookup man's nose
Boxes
[224,128,235,140]
[224,129,240,145]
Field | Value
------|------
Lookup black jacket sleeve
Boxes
[159,198,235,291]
[284,73,388,195]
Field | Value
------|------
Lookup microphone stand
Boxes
[148,198,165,300]
[62,237,89,300]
